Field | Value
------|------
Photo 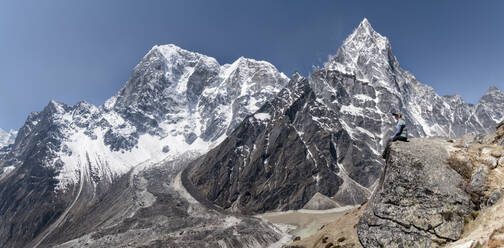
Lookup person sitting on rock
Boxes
[391,112,408,142]
[382,112,408,158]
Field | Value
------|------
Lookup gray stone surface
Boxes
[470,165,488,196]
[185,73,379,214]
[357,138,473,247]
[487,189,502,206]
[483,120,504,146]
[302,192,341,210]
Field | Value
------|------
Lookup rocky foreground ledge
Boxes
[287,122,504,248]
[357,138,473,247]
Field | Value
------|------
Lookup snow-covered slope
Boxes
[0,128,16,148]
[6,44,288,192]
[0,44,288,248]
[326,18,501,139]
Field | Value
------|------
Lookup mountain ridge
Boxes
[0,18,502,248]
[0,43,289,248]
[184,18,503,215]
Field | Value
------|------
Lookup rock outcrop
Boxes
[483,120,504,146]
[184,18,503,216]
[184,73,379,214]
[440,122,504,247]
[287,122,504,248]
[357,138,474,247]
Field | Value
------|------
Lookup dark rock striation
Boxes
[184,73,380,213]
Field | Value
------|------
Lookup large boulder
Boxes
[470,165,487,196]
[357,138,473,247]
[483,120,504,145]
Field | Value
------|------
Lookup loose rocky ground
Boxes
[284,122,504,248]
[286,204,365,248]
[48,156,287,248]
[442,123,504,247]
[257,206,355,240]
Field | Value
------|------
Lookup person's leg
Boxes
[382,138,392,159]
[397,136,408,142]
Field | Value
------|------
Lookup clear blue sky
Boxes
[1,0,503,130]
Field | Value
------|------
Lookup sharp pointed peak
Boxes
[358,18,373,30]
[48,99,62,106]
[234,56,248,64]
[325,18,400,86]
[291,71,304,80]
[43,99,67,114]
[487,85,500,92]
[344,18,386,45]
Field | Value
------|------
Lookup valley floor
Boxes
[257,206,356,241]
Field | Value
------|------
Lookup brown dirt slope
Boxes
[285,204,365,248]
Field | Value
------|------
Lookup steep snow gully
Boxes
[32,158,86,248]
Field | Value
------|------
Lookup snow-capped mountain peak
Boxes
[474,85,504,124]
[487,85,500,94]
[325,18,402,89]
[345,18,387,48]
[2,44,288,192]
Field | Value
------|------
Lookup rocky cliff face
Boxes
[356,123,504,248]
[185,71,381,214]
[357,138,474,247]
[287,124,504,248]
[325,18,502,138]
[184,18,503,215]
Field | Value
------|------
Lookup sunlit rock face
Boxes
[185,19,503,215]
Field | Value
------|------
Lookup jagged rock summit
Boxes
[326,18,400,88]
[184,18,503,215]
